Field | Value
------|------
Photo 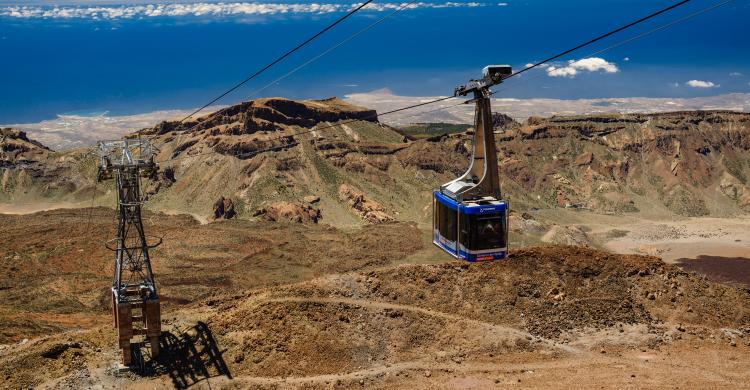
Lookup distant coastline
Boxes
[4,92,749,151]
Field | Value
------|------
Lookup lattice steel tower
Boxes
[97,139,162,365]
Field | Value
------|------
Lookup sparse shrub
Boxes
[606,229,630,239]
[398,123,471,139]
[724,158,747,185]
[663,185,709,217]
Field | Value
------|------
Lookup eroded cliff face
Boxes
[492,111,750,215]
[129,97,404,223]
[144,97,377,136]
[1,128,52,173]
[0,128,95,201]
[151,106,749,220]
[138,97,379,159]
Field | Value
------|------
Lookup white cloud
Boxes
[623,57,630,62]
[729,72,743,76]
[546,66,577,78]
[0,2,496,19]
[546,57,619,78]
[523,63,548,69]
[670,82,680,88]
[686,80,718,88]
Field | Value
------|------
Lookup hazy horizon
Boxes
[7,90,750,151]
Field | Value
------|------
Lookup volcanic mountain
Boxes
[1,100,750,388]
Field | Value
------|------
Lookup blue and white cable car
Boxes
[433,65,512,261]
[433,192,508,261]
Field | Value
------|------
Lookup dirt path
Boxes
[153,207,209,225]
[0,201,89,214]
[221,359,585,386]
[197,345,750,389]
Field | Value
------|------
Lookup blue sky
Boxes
[1,0,749,123]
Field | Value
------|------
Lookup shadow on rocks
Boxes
[132,321,232,388]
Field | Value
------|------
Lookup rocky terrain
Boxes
[502,111,750,216]
[0,240,748,389]
[0,208,425,345]
[0,128,95,203]
[1,100,749,388]
[3,101,749,224]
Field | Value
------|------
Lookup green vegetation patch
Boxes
[663,185,709,217]
[398,123,471,139]
[724,157,747,185]
[606,229,630,239]
[349,121,404,143]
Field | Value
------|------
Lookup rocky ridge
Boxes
[138,97,379,159]
[0,128,93,201]
[496,110,750,215]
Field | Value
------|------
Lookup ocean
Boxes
[1,0,748,123]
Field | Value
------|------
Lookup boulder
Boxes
[574,152,594,166]
[144,166,176,199]
[213,196,237,220]
[255,201,321,223]
[213,196,226,220]
[492,112,519,129]
[338,184,393,223]
[223,197,236,219]
[303,195,320,204]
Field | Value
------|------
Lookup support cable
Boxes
[248,1,417,98]
[156,0,695,164]
[408,0,735,120]
[489,0,736,98]
[176,0,374,124]
[155,0,416,155]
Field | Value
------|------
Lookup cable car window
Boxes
[437,201,457,242]
[469,213,506,250]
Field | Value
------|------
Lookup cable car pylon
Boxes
[97,139,162,366]
[433,65,511,261]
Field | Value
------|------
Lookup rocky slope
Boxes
[206,245,749,376]
[498,110,750,216]
[2,101,749,223]
[0,244,748,389]
[139,105,749,222]
[130,97,424,225]
[1,128,51,183]
[0,128,95,202]
[138,97,379,158]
